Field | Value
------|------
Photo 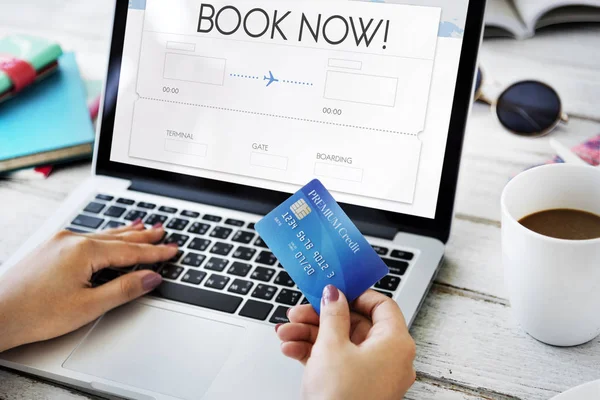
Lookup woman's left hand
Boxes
[0,221,178,352]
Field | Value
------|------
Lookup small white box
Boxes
[166,41,196,52]
[164,139,207,157]
[324,71,398,107]
[314,162,363,182]
[250,152,288,171]
[163,53,226,85]
[328,59,362,70]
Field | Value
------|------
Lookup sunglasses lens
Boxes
[474,67,482,96]
[496,81,561,136]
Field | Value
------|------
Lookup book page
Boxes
[513,0,600,32]
[484,0,528,38]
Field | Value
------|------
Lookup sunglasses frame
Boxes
[475,67,568,138]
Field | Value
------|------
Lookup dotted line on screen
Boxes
[140,97,417,136]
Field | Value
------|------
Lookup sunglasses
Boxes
[474,67,569,137]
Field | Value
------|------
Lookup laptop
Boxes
[0,0,485,398]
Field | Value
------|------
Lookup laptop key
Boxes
[160,264,184,280]
[167,218,190,231]
[239,300,273,321]
[254,237,269,248]
[72,214,104,230]
[93,268,123,286]
[116,198,135,205]
[189,238,211,251]
[169,250,184,263]
[205,257,229,272]
[66,227,90,234]
[232,230,255,244]
[181,210,200,218]
[182,252,206,267]
[269,306,290,324]
[151,281,243,314]
[375,275,400,291]
[188,222,210,235]
[104,220,125,229]
[210,242,234,256]
[371,245,389,256]
[251,266,275,282]
[165,233,190,247]
[247,222,255,230]
[300,297,309,305]
[228,279,253,295]
[390,250,414,261]
[274,271,295,287]
[124,210,147,221]
[137,202,156,210]
[382,258,409,276]
[227,261,252,277]
[104,205,126,218]
[224,218,244,227]
[138,263,161,272]
[181,270,206,285]
[159,206,177,214]
[203,214,222,222]
[276,289,302,306]
[255,251,277,266]
[252,284,277,301]
[232,246,256,261]
[210,226,233,239]
[205,274,230,290]
[95,194,113,201]
[375,290,393,298]
[145,214,168,226]
[84,202,105,214]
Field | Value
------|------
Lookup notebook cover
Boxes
[0,35,63,94]
[0,52,94,172]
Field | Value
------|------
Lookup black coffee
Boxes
[519,208,600,240]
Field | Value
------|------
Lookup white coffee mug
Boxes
[501,164,600,346]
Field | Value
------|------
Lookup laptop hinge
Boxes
[128,178,399,240]
[128,178,277,216]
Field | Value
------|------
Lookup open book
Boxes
[485,0,600,39]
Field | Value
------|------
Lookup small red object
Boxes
[34,165,53,178]
[0,56,37,93]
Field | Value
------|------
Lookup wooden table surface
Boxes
[1,1,599,399]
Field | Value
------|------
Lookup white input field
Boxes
[314,162,363,183]
[163,53,226,85]
[324,71,398,107]
[166,41,196,52]
[328,59,362,70]
[164,139,207,157]
[250,152,288,171]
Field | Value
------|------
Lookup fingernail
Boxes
[286,307,292,318]
[275,323,283,333]
[131,218,143,226]
[322,285,339,306]
[165,243,179,248]
[142,273,162,291]
[152,223,163,229]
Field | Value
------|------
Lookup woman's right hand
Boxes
[276,286,416,400]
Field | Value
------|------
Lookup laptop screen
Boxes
[110,0,470,220]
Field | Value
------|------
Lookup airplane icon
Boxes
[263,71,279,87]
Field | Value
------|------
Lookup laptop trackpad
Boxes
[63,302,244,400]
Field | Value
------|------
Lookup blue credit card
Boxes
[255,179,389,313]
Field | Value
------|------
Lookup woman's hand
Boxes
[276,286,417,400]
[0,221,178,352]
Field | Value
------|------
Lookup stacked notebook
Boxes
[0,35,96,174]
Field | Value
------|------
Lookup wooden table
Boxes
[1,1,599,398]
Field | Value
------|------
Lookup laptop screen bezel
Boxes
[95,0,486,243]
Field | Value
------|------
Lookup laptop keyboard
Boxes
[68,194,416,324]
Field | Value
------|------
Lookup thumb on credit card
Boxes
[318,285,351,345]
